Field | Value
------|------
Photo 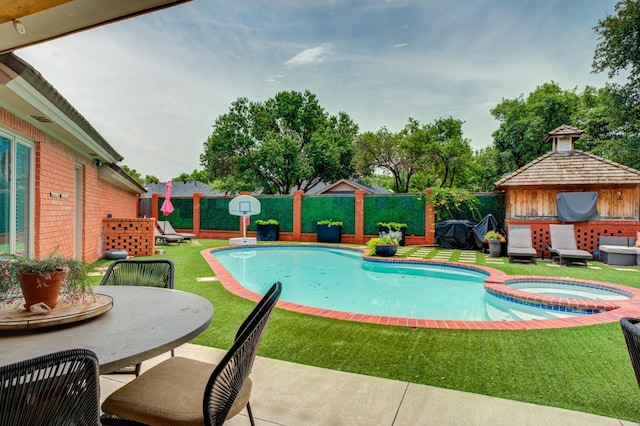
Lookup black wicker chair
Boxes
[101,282,282,426]
[100,259,174,289]
[0,348,100,426]
[101,259,175,376]
[620,317,640,388]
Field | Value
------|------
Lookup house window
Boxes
[0,129,33,256]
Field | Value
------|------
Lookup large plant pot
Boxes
[488,240,502,257]
[19,271,65,309]
[317,224,341,243]
[375,244,398,257]
[256,224,279,241]
[378,226,406,246]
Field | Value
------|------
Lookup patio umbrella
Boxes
[160,181,174,231]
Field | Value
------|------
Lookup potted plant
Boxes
[367,230,403,257]
[0,250,93,311]
[256,219,280,241]
[316,219,343,243]
[377,222,408,246]
[484,230,506,257]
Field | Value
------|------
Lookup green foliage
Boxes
[354,117,474,192]
[316,219,343,227]
[201,90,358,194]
[377,222,407,230]
[0,249,92,304]
[172,169,211,184]
[592,0,640,84]
[365,231,401,255]
[426,187,481,221]
[483,230,505,242]
[255,219,279,225]
[491,82,580,170]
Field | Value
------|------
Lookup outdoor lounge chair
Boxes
[157,220,196,241]
[101,282,282,426]
[548,224,592,267]
[154,228,183,245]
[0,348,101,425]
[507,225,537,264]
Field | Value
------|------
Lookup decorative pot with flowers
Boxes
[377,222,408,246]
[255,219,280,241]
[367,230,403,257]
[0,250,93,313]
[316,219,343,243]
[483,230,506,257]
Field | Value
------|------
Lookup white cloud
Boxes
[284,43,334,67]
[393,43,408,48]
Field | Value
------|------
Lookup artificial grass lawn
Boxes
[92,241,640,422]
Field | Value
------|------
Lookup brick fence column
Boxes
[193,192,202,237]
[425,189,435,245]
[354,190,365,244]
[293,190,304,241]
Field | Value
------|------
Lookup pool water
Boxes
[211,246,586,321]
[507,281,631,301]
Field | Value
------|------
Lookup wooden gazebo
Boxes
[494,125,640,255]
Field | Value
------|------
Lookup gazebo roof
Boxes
[494,150,640,188]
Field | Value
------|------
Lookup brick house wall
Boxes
[2,107,139,263]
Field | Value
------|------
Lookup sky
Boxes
[16,0,621,182]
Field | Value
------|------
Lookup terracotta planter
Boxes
[19,271,65,309]
[375,244,398,257]
[488,240,502,257]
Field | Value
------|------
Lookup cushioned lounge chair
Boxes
[507,225,537,264]
[157,220,196,241]
[154,228,183,245]
[101,282,282,426]
[548,224,592,267]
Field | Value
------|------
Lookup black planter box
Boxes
[256,224,279,241]
[317,224,341,243]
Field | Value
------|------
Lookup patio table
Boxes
[0,285,213,374]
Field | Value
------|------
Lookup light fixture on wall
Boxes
[617,190,623,201]
[94,159,103,167]
[12,20,26,35]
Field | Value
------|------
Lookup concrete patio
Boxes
[100,343,634,426]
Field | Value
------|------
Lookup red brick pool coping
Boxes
[201,244,640,330]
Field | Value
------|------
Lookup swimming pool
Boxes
[205,245,640,328]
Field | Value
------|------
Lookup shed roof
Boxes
[308,179,392,195]
[494,150,640,188]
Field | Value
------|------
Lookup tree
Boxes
[592,0,640,87]
[201,91,357,194]
[491,82,579,170]
[121,165,159,185]
[354,119,428,193]
[421,117,473,188]
[172,169,211,183]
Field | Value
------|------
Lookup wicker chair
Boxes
[0,348,100,426]
[100,259,175,289]
[101,259,175,375]
[101,282,282,426]
[620,317,640,388]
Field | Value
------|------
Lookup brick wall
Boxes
[1,107,140,263]
[102,218,155,257]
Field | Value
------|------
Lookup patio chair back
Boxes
[0,348,100,426]
[508,225,533,249]
[205,281,282,426]
[100,259,174,289]
[621,317,640,388]
[549,224,579,250]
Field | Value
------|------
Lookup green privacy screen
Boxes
[158,197,194,229]
[246,196,293,233]
[301,195,355,234]
[364,195,425,236]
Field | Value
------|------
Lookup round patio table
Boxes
[0,286,214,374]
